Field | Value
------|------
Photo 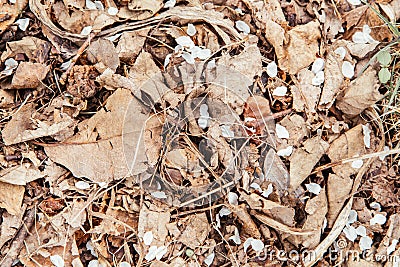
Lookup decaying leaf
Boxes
[0,182,25,215]
[87,38,120,73]
[138,205,170,247]
[0,0,28,34]
[116,29,149,62]
[11,62,49,89]
[1,36,50,63]
[336,68,382,117]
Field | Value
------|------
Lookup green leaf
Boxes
[378,67,391,84]
[377,50,392,67]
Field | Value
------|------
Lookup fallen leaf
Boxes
[138,205,170,247]
[11,62,49,89]
[336,67,382,116]
[172,212,210,248]
[87,38,120,73]
[0,0,28,34]
[0,182,25,215]
[116,29,149,62]
[1,37,50,63]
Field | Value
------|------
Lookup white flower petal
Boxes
[88,260,100,267]
[352,31,367,44]
[94,1,104,10]
[204,252,215,266]
[359,236,373,251]
[347,0,361,5]
[10,0,17,3]
[379,146,390,161]
[244,238,253,252]
[106,33,122,42]
[235,20,250,34]
[108,7,118,15]
[196,48,211,60]
[277,146,293,157]
[250,183,262,192]
[219,207,231,217]
[370,214,387,225]
[164,0,176,8]
[351,159,363,169]
[143,231,153,246]
[343,225,358,242]
[312,70,325,85]
[305,183,321,195]
[262,184,274,198]
[334,47,346,59]
[155,246,167,260]
[362,124,371,148]
[198,116,209,129]
[16,18,29,31]
[80,26,92,36]
[348,210,358,224]
[228,192,238,205]
[187,23,196,36]
[370,202,381,211]
[311,58,325,74]
[272,86,287,96]
[221,125,234,138]
[86,0,97,10]
[86,241,98,257]
[145,246,158,261]
[164,54,172,68]
[50,255,65,267]
[60,60,72,71]
[229,227,241,245]
[151,191,167,199]
[276,124,289,139]
[5,58,18,69]
[355,225,367,237]
[175,36,195,49]
[387,239,398,255]
[182,52,195,64]
[75,181,90,190]
[342,61,355,78]
[119,262,131,267]
[251,239,264,252]
[266,61,278,78]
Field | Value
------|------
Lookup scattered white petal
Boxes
[244,238,253,252]
[151,191,167,199]
[277,146,293,157]
[266,61,278,77]
[80,26,92,36]
[362,124,371,148]
[355,225,367,237]
[198,116,209,129]
[16,18,29,31]
[261,184,274,198]
[196,48,211,60]
[5,58,18,69]
[86,0,97,10]
[199,103,208,115]
[221,125,234,138]
[175,36,195,49]
[351,159,363,169]
[244,117,256,123]
[251,239,264,252]
[164,0,176,8]
[145,246,158,261]
[352,31,367,44]
[143,231,153,246]
[305,183,321,195]
[387,239,398,255]
[50,255,65,267]
[370,202,381,211]
[276,124,289,139]
[370,214,387,225]
[312,70,325,86]
[106,33,122,42]
[228,192,238,205]
[352,25,377,44]
[187,23,196,36]
[348,210,358,224]
[342,61,354,79]
[347,0,361,5]
[10,0,17,3]
[334,47,346,59]
[164,54,172,68]
[174,44,183,53]
[229,227,241,244]
[216,214,221,228]
[235,20,250,34]
[379,146,390,161]
[94,1,104,10]
[182,52,195,64]
[207,59,216,69]
[235,8,244,15]
[88,260,100,267]
[311,58,325,74]
[86,241,98,257]
[272,86,287,96]
[60,60,72,71]
[75,181,90,190]
[155,246,167,260]
[108,7,118,15]
[204,252,215,266]
[250,183,262,192]
[98,182,107,188]
[119,262,131,267]
[343,225,358,242]
[360,236,373,251]
[219,207,231,217]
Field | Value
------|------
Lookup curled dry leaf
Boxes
[116,29,149,62]
[0,0,28,34]
[11,62,49,89]
[291,69,321,118]
[336,68,382,116]
[0,182,25,215]
[87,38,120,73]
[170,212,210,248]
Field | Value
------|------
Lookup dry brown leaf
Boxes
[230,204,261,239]
[376,214,400,257]
[1,36,49,63]
[318,50,344,109]
[278,114,308,147]
[87,38,120,73]
[11,62,49,89]
[0,210,24,248]
[336,67,382,116]
[326,173,352,228]
[91,209,139,237]
[45,89,148,183]
[62,199,86,228]
[0,182,25,215]
[138,205,170,247]
[172,212,210,248]
[2,103,76,146]
[0,0,28,34]
[116,29,149,62]
[289,136,329,191]
[239,191,286,210]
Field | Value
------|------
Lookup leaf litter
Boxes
[0,0,398,266]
